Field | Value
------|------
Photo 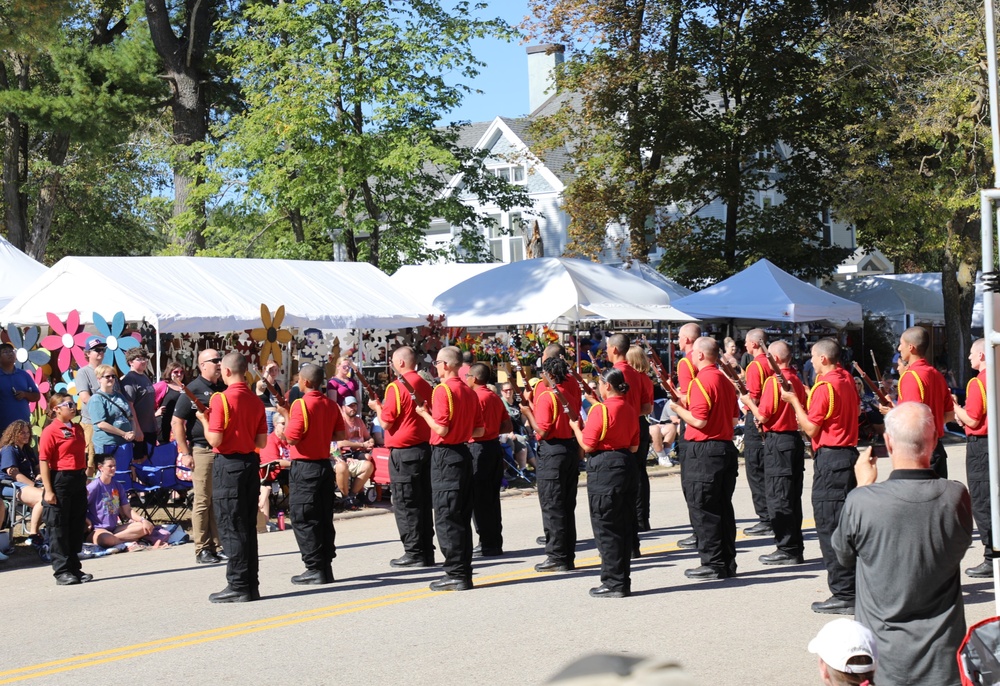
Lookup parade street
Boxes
[4,442,992,686]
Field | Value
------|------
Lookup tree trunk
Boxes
[289,208,305,243]
[1,58,29,250]
[723,146,742,270]
[25,132,70,261]
[941,212,979,385]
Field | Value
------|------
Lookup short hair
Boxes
[679,323,701,344]
[222,352,247,376]
[95,364,116,379]
[469,362,491,385]
[626,345,649,373]
[542,343,566,361]
[902,326,930,356]
[462,350,474,364]
[393,346,416,369]
[884,402,935,463]
[600,367,629,395]
[768,340,791,364]
[299,363,324,389]
[438,346,461,367]
[126,347,149,364]
[813,338,841,364]
[607,333,630,355]
[746,328,767,349]
[0,343,13,353]
[693,336,719,360]
[541,355,569,383]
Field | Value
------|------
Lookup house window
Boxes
[483,211,527,262]
[490,165,527,184]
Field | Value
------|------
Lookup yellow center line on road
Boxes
[3,518,820,683]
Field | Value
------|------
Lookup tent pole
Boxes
[980,191,1000,613]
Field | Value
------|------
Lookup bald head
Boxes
[745,328,767,353]
[901,326,930,358]
[692,336,719,368]
[970,338,986,372]
[679,323,701,350]
[437,346,461,367]
[542,343,566,361]
[392,346,417,371]
[299,363,324,390]
[884,402,935,469]
[768,340,791,365]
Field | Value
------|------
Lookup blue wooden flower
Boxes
[93,311,139,373]
[7,324,50,372]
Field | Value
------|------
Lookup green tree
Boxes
[211,0,530,272]
[0,0,167,260]
[525,0,853,286]
[825,0,989,379]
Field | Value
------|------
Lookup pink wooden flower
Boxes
[29,367,50,413]
[40,310,90,373]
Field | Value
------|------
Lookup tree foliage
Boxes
[824,0,990,379]
[525,0,853,287]
[210,0,530,272]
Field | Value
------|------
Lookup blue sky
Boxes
[442,1,533,125]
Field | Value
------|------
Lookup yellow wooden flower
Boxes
[251,304,293,366]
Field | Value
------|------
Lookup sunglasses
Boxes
[56,401,75,409]
[202,358,222,365]
[100,374,117,380]
[171,370,184,376]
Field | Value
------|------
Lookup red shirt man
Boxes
[757,368,807,432]
[745,354,773,404]
[898,358,954,440]
[962,370,988,437]
[429,376,483,446]
[380,371,432,448]
[473,384,508,442]
[683,366,739,442]
[533,380,582,440]
[285,390,346,460]
[208,382,267,454]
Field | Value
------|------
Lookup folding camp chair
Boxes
[0,476,33,537]
[133,442,185,523]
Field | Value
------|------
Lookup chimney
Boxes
[526,44,565,114]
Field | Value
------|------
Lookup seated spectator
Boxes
[499,381,535,471]
[153,362,185,445]
[327,356,359,406]
[649,400,679,466]
[808,618,877,685]
[255,359,285,433]
[86,453,169,549]
[0,419,45,547]
[335,396,375,509]
[258,412,291,532]
[89,364,140,458]
[370,414,385,447]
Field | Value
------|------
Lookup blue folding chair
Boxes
[135,442,190,524]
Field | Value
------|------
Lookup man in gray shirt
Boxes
[121,347,157,460]
[833,402,972,686]
[74,338,107,474]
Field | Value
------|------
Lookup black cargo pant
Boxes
[431,443,474,581]
[931,439,948,478]
[967,436,993,562]
[686,440,739,573]
[536,438,580,566]
[44,469,87,580]
[812,446,858,601]
[289,458,337,574]
[743,418,769,524]
[634,416,652,538]
[763,431,805,556]
[213,453,260,595]
[389,443,434,561]
[588,450,638,592]
[470,438,504,553]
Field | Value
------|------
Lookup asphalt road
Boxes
[2,443,994,686]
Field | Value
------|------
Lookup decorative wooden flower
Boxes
[53,369,79,403]
[94,311,140,373]
[251,304,292,366]
[28,367,50,413]
[40,310,90,372]
[7,324,50,372]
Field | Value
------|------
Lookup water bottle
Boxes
[277,511,285,530]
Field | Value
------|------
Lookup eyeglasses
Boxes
[201,358,222,365]
[100,374,117,380]
[434,360,446,366]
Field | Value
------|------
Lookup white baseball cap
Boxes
[808,618,878,674]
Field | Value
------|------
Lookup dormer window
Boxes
[491,165,526,184]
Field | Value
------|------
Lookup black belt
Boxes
[968,435,985,443]
[766,430,800,435]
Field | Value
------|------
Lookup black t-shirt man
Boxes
[172,376,225,448]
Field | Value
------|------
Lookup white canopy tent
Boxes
[825,277,944,335]
[0,256,438,332]
[389,263,503,312]
[617,262,695,301]
[0,236,47,309]
[432,257,695,327]
[881,272,986,328]
[671,258,863,325]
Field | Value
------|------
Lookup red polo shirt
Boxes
[677,355,697,396]
[964,369,988,437]
[533,378,583,440]
[259,430,289,463]
[472,385,508,442]
[208,382,267,454]
[582,395,639,452]
[430,376,483,446]
[806,366,858,451]
[40,421,86,471]
[685,365,739,441]
[285,390,346,460]
[898,359,954,440]
[745,353,773,403]
[757,368,806,432]
[614,360,654,416]
[380,371,432,449]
